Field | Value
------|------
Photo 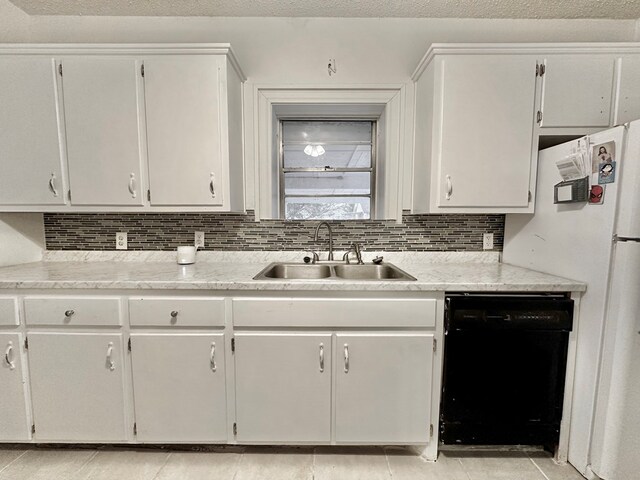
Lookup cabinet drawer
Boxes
[233,298,437,328]
[129,298,225,327]
[24,297,122,327]
[0,298,18,326]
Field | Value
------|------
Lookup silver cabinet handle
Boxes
[209,172,216,198]
[210,342,217,372]
[170,311,178,323]
[128,173,137,198]
[319,343,324,373]
[48,173,59,197]
[106,342,115,371]
[445,175,453,200]
[64,309,75,318]
[344,344,349,373]
[4,341,15,370]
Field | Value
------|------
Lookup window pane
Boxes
[283,144,371,169]
[282,121,372,143]
[285,196,371,220]
[284,172,370,196]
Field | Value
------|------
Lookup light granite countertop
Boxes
[0,251,586,292]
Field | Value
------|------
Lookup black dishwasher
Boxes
[440,294,573,446]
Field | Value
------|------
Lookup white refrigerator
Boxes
[503,120,640,480]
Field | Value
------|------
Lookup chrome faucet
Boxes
[314,221,334,261]
[343,242,364,264]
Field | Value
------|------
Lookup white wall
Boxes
[0,214,45,266]
[0,0,30,42]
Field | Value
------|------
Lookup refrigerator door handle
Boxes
[613,235,640,243]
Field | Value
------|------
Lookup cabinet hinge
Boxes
[147,190,151,202]
[231,338,235,353]
[539,63,546,76]
[128,338,132,352]
[536,110,543,124]
[535,62,539,77]
[58,63,63,76]
[68,190,72,202]
[528,190,532,203]
[535,62,546,77]
[433,339,437,353]
[133,423,137,435]
[233,423,237,436]
[429,424,434,438]
[24,337,28,350]
[141,64,145,77]
[31,424,36,435]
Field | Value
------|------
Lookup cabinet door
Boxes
[61,57,145,206]
[540,55,615,128]
[144,56,224,206]
[617,56,640,125]
[0,333,31,441]
[0,57,65,205]
[436,55,537,208]
[234,333,331,442]
[335,333,434,443]
[27,333,127,441]
[130,333,227,442]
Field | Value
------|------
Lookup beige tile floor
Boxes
[0,445,585,480]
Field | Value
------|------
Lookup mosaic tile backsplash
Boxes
[43,211,505,252]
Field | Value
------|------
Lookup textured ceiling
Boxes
[8,0,640,19]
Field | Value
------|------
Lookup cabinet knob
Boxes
[64,310,75,318]
[170,310,179,318]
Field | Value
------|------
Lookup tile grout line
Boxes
[311,446,316,480]
[456,457,474,480]
[74,449,100,479]
[529,456,553,480]
[231,449,243,480]
[150,451,173,480]
[0,449,28,476]
[383,447,394,479]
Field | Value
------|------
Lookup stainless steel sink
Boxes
[333,264,416,280]
[253,262,416,281]
[258,263,332,279]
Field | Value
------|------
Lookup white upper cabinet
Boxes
[617,56,640,125]
[540,55,616,128]
[144,56,225,206]
[413,52,538,212]
[0,57,65,205]
[61,57,145,206]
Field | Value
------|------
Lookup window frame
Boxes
[278,118,378,220]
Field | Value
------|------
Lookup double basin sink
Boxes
[254,262,417,281]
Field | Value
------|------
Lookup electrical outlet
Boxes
[194,231,205,249]
[483,233,494,251]
[116,232,128,250]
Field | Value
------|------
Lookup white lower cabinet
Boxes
[335,333,434,443]
[234,333,332,443]
[0,333,31,441]
[130,333,227,442]
[27,332,127,442]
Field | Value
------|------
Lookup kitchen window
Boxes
[279,120,376,220]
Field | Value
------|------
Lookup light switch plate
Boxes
[116,232,128,250]
[195,231,205,249]
[483,233,494,251]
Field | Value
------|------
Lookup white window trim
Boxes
[251,85,409,221]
